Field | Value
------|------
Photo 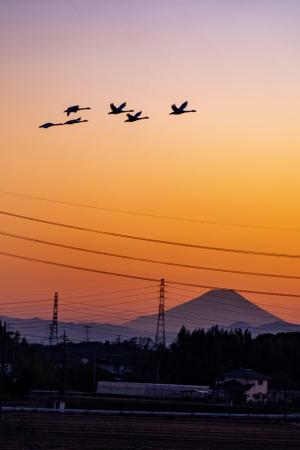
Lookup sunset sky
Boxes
[0,0,300,327]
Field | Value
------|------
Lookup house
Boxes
[217,368,270,403]
[97,355,134,378]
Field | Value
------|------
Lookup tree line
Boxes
[1,322,300,397]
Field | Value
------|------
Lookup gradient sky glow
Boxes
[0,0,300,325]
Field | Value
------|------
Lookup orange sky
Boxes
[0,1,300,326]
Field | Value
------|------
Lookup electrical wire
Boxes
[1,230,299,280]
[1,209,300,258]
[1,249,300,298]
[1,188,299,233]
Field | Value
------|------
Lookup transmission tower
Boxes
[49,292,59,346]
[155,279,166,348]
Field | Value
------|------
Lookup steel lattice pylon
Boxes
[155,279,166,348]
[49,292,59,346]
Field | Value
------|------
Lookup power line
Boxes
[0,290,158,308]
[0,282,157,299]
[0,293,159,313]
[1,278,300,323]
[1,210,300,259]
[1,189,299,233]
[1,249,300,298]
[2,283,300,314]
[5,280,300,321]
[0,250,159,282]
[3,306,300,343]
[0,301,281,324]
[62,292,300,317]
[10,305,300,342]
[0,306,245,326]
[1,230,300,280]
[1,300,157,320]
[166,289,300,313]
[3,290,300,333]
[5,305,298,334]
[2,291,300,324]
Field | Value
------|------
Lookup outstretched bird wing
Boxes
[65,105,79,116]
[134,111,142,118]
[171,104,179,112]
[126,113,135,120]
[64,117,81,125]
[119,102,126,110]
[110,103,118,113]
[179,101,188,110]
[39,122,53,128]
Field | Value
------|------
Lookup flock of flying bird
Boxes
[39,101,197,128]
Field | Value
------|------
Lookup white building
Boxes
[221,368,270,402]
[97,381,210,399]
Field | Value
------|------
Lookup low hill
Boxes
[0,316,137,344]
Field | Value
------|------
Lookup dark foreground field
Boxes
[1,412,300,450]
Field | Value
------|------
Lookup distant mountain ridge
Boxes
[2,290,300,343]
[0,316,136,344]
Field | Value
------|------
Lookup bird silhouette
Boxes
[64,105,91,116]
[124,111,149,123]
[169,101,196,115]
[63,117,88,125]
[108,102,134,114]
[39,122,63,129]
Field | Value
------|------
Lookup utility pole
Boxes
[58,331,67,410]
[0,322,12,422]
[0,321,7,422]
[84,325,91,343]
[49,292,59,346]
[92,354,97,392]
[155,279,166,384]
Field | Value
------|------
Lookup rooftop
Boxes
[223,368,271,381]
